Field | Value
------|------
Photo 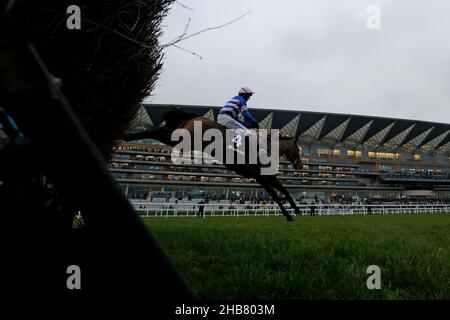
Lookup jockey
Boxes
[217,87,259,134]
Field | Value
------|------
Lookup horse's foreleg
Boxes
[258,178,293,222]
[267,176,300,217]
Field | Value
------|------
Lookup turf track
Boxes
[143,214,450,299]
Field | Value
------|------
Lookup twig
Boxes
[175,1,195,11]
[165,17,192,47]
[172,44,203,59]
[35,4,251,61]
[162,10,252,48]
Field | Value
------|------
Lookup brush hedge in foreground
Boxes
[14,0,173,155]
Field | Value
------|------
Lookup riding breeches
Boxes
[217,113,251,135]
[217,113,259,158]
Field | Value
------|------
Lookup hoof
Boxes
[286,215,294,222]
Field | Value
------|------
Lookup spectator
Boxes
[309,201,316,216]
[198,200,205,218]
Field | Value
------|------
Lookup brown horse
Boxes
[125,110,303,221]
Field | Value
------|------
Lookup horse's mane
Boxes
[279,132,295,140]
[256,129,294,140]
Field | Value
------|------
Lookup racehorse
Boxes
[124,110,303,222]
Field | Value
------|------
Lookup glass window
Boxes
[317,149,332,157]
[368,152,400,160]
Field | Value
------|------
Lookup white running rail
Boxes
[130,201,450,218]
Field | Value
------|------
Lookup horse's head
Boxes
[279,133,303,170]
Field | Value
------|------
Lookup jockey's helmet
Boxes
[239,86,255,95]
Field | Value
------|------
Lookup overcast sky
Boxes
[149,0,450,124]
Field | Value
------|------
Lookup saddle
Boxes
[229,128,274,159]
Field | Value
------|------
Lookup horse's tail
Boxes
[163,108,199,129]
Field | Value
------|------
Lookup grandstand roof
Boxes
[138,103,450,155]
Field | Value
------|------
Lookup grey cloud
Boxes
[151,0,450,124]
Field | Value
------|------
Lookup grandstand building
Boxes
[109,104,450,202]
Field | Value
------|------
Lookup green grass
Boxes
[142,214,450,299]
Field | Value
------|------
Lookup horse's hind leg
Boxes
[258,178,293,222]
[266,176,300,217]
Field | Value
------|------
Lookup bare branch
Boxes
[57,7,252,62]
[172,44,203,59]
[162,10,252,48]
[165,17,192,47]
[175,1,195,11]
